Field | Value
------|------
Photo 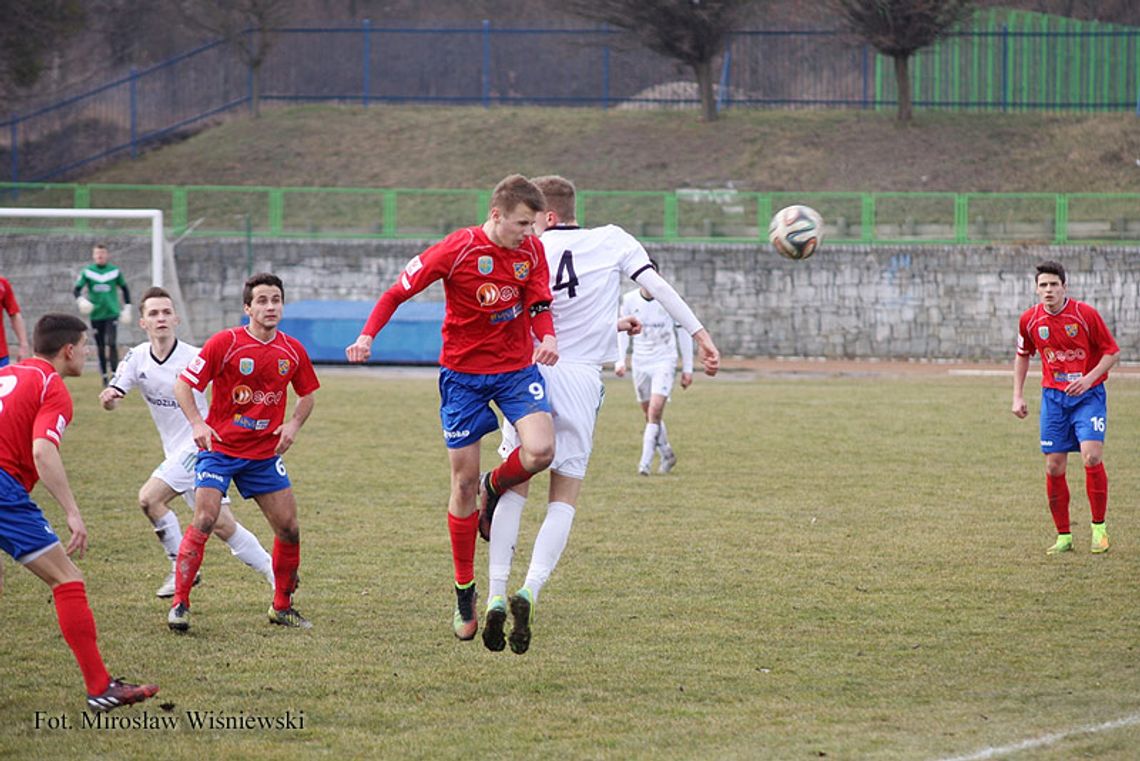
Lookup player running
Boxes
[168,273,319,632]
[615,260,696,475]
[1012,260,1119,555]
[346,174,558,642]
[0,314,158,711]
[482,175,720,654]
[99,287,274,598]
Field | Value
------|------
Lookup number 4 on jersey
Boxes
[553,250,579,299]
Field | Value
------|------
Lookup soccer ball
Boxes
[768,205,823,260]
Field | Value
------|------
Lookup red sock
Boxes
[52,581,111,695]
[174,525,209,606]
[490,447,536,494]
[272,538,301,611]
[1045,473,1071,533]
[1085,462,1108,524]
[448,511,478,586]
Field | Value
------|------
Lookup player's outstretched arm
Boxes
[345,334,373,363]
[32,439,88,558]
[1067,350,1120,397]
[275,393,315,455]
[533,335,559,366]
[175,378,221,450]
[98,386,125,410]
[1011,353,1030,418]
[693,329,719,376]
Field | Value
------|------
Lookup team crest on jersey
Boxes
[1038,326,1049,340]
[239,357,254,375]
[513,262,530,280]
[1064,323,1079,338]
[278,359,290,376]
[478,256,493,275]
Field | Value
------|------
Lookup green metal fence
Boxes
[2,182,1138,245]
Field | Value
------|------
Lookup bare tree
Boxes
[832,0,976,122]
[0,0,84,95]
[562,0,757,122]
[168,0,296,118]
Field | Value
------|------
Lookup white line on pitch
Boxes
[933,713,1140,761]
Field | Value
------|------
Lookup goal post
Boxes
[0,208,165,286]
[0,206,200,347]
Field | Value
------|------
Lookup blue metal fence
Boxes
[2,10,1138,184]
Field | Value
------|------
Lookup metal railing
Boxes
[3,182,1137,246]
[1,10,1139,184]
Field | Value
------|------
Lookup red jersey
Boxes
[362,226,554,374]
[0,277,20,361]
[180,327,320,460]
[0,358,72,492]
[1017,298,1119,391]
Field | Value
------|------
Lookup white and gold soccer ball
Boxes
[768,204,823,260]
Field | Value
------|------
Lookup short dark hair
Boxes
[139,286,172,311]
[34,314,87,356]
[243,272,284,305]
[490,174,545,215]
[1035,260,1066,285]
[531,175,576,222]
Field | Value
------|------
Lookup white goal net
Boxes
[0,208,196,361]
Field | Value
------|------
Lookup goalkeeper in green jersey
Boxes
[73,244,131,386]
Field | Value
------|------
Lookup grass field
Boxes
[2,367,1140,760]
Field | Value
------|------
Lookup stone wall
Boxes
[4,235,1137,361]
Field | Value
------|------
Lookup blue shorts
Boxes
[195,450,292,498]
[1040,385,1107,454]
[438,366,552,449]
[0,468,61,562]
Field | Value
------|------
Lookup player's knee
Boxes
[1082,452,1103,468]
[524,441,555,471]
[453,475,478,505]
[138,493,163,520]
[275,524,300,544]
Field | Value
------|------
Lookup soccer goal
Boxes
[0,207,197,345]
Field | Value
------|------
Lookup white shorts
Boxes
[632,364,676,403]
[151,447,229,508]
[499,362,604,480]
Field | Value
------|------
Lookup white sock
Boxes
[523,501,575,601]
[656,420,672,454]
[488,489,526,602]
[224,522,275,588]
[641,423,660,469]
[153,510,183,562]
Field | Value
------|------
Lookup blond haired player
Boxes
[484,175,719,654]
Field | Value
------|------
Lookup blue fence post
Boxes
[717,40,732,112]
[481,20,492,108]
[362,18,371,107]
[602,23,610,109]
[129,66,139,159]
[8,117,16,185]
[1001,24,1009,112]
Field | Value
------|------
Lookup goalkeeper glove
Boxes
[118,304,133,325]
[76,296,94,316]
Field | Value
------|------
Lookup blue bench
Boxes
[278,300,443,364]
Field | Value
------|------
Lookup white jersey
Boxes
[539,224,655,366]
[109,339,206,460]
[618,289,693,372]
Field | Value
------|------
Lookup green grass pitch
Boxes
[2,368,1139,759]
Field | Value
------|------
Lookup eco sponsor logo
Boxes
[231,385,284,406]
